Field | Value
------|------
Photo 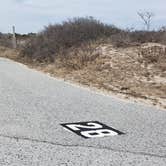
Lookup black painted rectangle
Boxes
[61,121,124,139]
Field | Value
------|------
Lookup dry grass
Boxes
[38,42,166,109]
[0,46,19,60]
[0,42,166,109]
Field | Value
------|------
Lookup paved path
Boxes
[0,57,166,166]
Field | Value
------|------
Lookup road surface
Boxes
[0,57,166,166]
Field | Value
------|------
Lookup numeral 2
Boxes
[66,122,102,131]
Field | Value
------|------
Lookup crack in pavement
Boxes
[0,134,165,159]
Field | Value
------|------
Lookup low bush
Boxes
[20,17,120,62]
[130,30,166,44]
[0,33,12,48]
[20,17,166,62]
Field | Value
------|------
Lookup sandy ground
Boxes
[0,43,166,109]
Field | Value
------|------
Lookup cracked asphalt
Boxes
[0,57,166,166]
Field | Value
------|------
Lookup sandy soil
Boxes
[39,43,166,109]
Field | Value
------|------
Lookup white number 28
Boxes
[66,122,118,138]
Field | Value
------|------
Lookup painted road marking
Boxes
[61,121,124,138]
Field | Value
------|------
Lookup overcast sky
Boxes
[0,0,165,34]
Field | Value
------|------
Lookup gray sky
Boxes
[0,0,165,34]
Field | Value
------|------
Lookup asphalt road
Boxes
[0,57,166,166]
